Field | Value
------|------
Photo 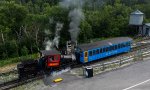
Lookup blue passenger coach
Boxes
[78,37,132,63]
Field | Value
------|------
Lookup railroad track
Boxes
[0,75,43,90]
[1,38,150,90]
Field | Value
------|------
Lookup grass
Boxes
[0,53,39,67]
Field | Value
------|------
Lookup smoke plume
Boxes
[45,40,53,50]
[45,22,63,50]
[53,22,63,48]
[60,0,84,41]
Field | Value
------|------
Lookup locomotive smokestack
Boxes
[66,40,77,55]
[61,40,77,62]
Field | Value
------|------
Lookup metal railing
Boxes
[83,47,150,76]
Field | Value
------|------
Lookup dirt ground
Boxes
[0,63,18,73]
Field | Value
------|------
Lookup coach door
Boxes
[84,51,88,63]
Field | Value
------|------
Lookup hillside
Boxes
[0,0,150,60]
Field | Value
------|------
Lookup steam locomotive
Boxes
[17,37,132,79]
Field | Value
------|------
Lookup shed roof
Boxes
[40,49,60,56]
[145,23,150,27]
[131,10,144,15]
[79,37,132,51]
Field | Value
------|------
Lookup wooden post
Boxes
[119,58,122,66]
[102,63,105,71]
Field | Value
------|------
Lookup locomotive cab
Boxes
[46,54,60,67]
[40,50,61,68]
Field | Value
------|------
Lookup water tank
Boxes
[129,10,144,25]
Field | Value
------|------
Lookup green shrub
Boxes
[0,53,38,67]
[21,46,29,56]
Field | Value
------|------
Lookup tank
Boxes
[129,10,144,25]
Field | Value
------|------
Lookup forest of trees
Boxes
[0,0,150,60]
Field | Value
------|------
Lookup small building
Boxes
[129,10,150,37]
[143,23,150,36]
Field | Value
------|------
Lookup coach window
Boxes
[112,46,114,50]
[106,47,108,52]
[103,48,106,52]
[121,44,123,47]
[100,48,102,53]
[109,46,111,51]
[108,47,110,51]
[127,42,129,46]
[89,51,92,56]
[111,46,113,50]
[106,47,109,52]
[122,44,124,47]
[123,43,125,47]
[121,44,123,48]
[96,49,99,54]
[125,43,127,47]
[110,46,112,51]
[93,50,96,55]
[128,42,130,46]
[115,45,117,49]
[122,43,125,47]
[118,44,120,49]
[119,44,121,48]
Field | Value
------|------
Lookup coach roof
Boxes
[79,37,132,51]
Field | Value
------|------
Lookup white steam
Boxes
[45,40,53,50]
[69,9,84,41]
[60,0,84,41]
[53,22,63,48]
[45,22,63,50]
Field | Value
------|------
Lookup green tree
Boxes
[79,20,93,43]
[21,46,29,56]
